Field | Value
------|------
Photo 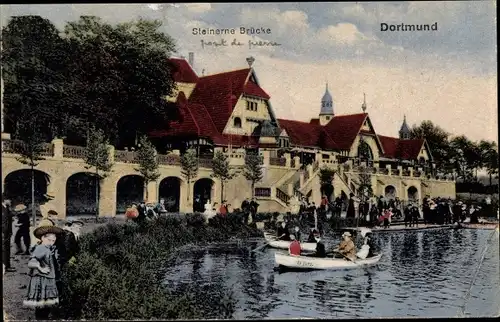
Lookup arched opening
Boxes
[3,170,50,211]
[408,186,419,201]
[357,140,373,161]
[384,185,397,200]
[193,178,214,212]
[66,172,99,216]
[158,177,181,212]
[116,175,145,214]
[419,157,426,164]
[233,117,242,128]
[320,184,334,202]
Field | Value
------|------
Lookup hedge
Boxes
[59,213,262,320]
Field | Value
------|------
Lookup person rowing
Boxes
[333,231,357,261]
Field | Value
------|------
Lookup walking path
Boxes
[3,218,119,321]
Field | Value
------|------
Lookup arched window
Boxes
[419,157,426,164]
[357,140,373,160]
[233,117,242,128]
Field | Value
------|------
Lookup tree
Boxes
[84,127,113,220]
[135,136,160,201]
[410,120,452,173]
[243,153,263,198]
[478,140,499,186]
[62,16,179,146]
[2,16,70,142]
[180,149,199,202]
[211,151,238,204]
[318,167,335,200]
[13,117,47,226]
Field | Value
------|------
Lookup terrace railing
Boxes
[269,157,286,167]
[255,188,271,197]
[276,188,290,204]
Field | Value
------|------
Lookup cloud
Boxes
[184,3,212,14]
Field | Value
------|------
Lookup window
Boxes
[326,116,331,120]
[246,100,258,111]
[322,154,330,159]
[233,117,242,128]
[419,157,426,164]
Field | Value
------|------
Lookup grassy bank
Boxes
[59,213,262,320]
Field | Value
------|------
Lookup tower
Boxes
[319,82,334,126]
[399,115,411,140]
[361,93,367,112]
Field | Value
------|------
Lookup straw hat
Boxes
[33,219,63,239]
[342,231,352,238]
[65,219,84,227]
[14,204,27,213]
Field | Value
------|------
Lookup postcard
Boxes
[1,2,498,321]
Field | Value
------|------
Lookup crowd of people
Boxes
[2,194,83,320]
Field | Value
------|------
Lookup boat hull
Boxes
[274,252,382,270]
[264,232,317,252]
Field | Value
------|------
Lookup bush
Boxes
[59,213,260,320]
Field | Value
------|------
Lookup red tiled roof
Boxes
[277,119,338,150]
[169,58,198,83]
[323,113,368,150]
[378,135,424,160]
[188,68,250,133]
[310,118,319,125]
[243,81,270,99]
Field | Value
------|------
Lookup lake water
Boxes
[163,228,500,319]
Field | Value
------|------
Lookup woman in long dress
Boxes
[23,222,63,320]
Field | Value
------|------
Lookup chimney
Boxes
[188,52,194,68]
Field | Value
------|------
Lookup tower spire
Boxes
[361,93,367,112]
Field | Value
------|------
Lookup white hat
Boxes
[290,234,296,240]
[342,231,352,237]
[294,226,299,232]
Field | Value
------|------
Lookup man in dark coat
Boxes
[241,198,250,224]
[422,196,430,224]
[2,195,16,272]
[14,204,31,255]
[249,198,259,220]
[346,193,356,218]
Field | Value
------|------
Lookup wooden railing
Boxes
[62,145,86,159]
[114,150,138,163]
[158,154,180,166]
[269,157,286,166]
[276,188,290,204]
[2,140,54,157]
[255,188,271,197]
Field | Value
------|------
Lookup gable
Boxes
[324,113,367,150]
[280,129,289,137]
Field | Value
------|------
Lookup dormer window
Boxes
[326,116,331,120]
[246,101,258,111]
[234,117,242,128]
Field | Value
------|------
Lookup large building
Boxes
[147,55,455,212]
[1,54,455,216]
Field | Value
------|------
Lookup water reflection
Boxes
[162,230,499,319]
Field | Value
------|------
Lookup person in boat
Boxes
[288,234,301,256]
[294,226,301,241]
[313,236,326,258]
[334,232,357,261]
[469,204,479,224]
[276,222,290,241]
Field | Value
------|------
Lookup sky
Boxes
[1,2,497,143]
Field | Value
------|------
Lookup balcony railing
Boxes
[63,145,86,159]
[198,158,213,168]
[2,140,54,157]
[276,188,290,204]
[269,157,286,166]
[158,154,180,166]
[402,169,411,177]
[115,150,139,163]
[255,188,271,197]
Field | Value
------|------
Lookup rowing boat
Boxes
[263,232,317,252]
[275,252,382,270]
